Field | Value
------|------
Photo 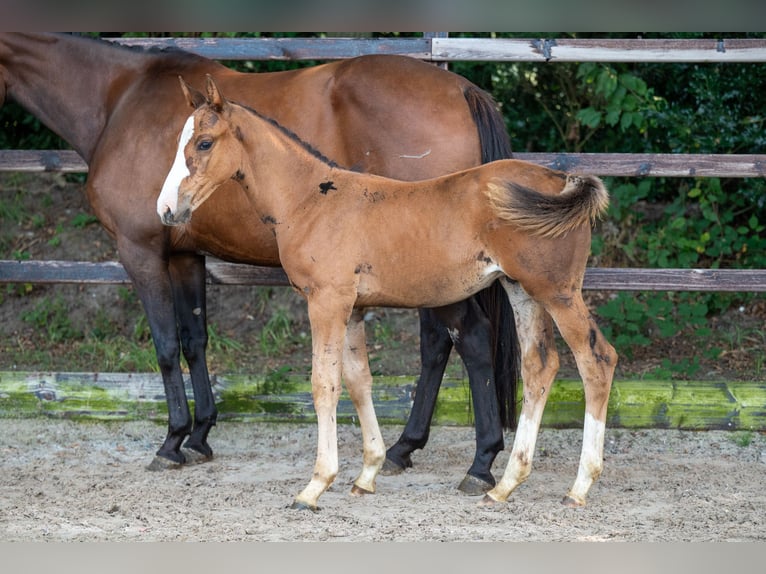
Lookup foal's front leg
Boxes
[343,309,386,496]
[292,295,353,511]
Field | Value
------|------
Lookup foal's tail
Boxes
[487,175,610,238]
[463,85,519,431]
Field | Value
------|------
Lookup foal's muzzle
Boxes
[160,207,191,226]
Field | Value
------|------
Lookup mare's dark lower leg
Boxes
[383,307,452,473]
[435,299,503,493]
[169,253,217,460]
[383,299,504,494]
[119,243,192,467]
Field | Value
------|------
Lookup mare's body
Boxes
[0,33,517,490]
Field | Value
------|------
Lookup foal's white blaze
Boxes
[157,115,195,218]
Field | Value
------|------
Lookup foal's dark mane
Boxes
[234,101,341,170]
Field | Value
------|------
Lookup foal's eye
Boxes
[197,139,213,152]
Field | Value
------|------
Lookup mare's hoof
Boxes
[561,495,586,508]
[146,455,183,471]
[350,484,374,497]
[290,500,319,512]
[458,474,494,496]
[379,458,405,476]
[181,447,213,465]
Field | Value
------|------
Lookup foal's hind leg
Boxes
[168,253,217,463]
[482,282,559,505]
[343,309,386,496]
[545,293,617,507]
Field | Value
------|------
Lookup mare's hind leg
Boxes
[383,301,505,495]
[168,253,217,463]
[482,281,559,504]
[435,301,504,494]
[545,292,616,507]
[343,309,386,496]
[382,308,452,474]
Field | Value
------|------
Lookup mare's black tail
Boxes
[463,84,520,430]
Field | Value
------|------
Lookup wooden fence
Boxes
[2,35,765,291]
[1,35,765,428]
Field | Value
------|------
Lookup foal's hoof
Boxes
[350,484,374,497]
[290,500,319,512]
[477,493,503,507]
[561,495,586,508]
[146,455,183,471]
[458,474,494,496]
[180,447,213,465]
[379,458,406,476]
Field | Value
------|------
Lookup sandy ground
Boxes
[0,418,764,542]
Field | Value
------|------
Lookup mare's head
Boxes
[158,75,245,226]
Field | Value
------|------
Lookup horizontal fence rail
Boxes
[107,36,766,63]
[2,260,766,292]
[3,150,766,178]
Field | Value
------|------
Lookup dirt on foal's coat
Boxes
[159,76,617,511]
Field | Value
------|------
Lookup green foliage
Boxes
[207,323,245,354]
[0,102,69,150]
[77,336,159,372]
[595,172,765,375]
[575,63,659,138]
[71,213,100,228]
[20,296,81,342]
[730,430,754,447]
[259,307,294,356]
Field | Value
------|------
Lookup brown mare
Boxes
[0,33,517,492]
[159,76,617,510]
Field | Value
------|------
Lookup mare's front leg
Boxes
[482,281,560,505]
[343,309,386,496]
[292,294,354,511]
[168,253,217,462]
[118,239,192,469]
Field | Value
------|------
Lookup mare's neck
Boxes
[1,33,148,161]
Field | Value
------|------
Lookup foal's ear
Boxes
[205,74,227,113]
[178,76,206,109]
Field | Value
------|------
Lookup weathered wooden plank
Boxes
[431,38,766,63]
[0,260,131,284]
[2,372,764,430]
[104,36,766,64]
[4,150,766,178]
[0,149,87,172]
[2,260,765,292]
[108,37,432,61]
[582,268,766,292]
[205,262,289,286]
[519,153,766,178]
